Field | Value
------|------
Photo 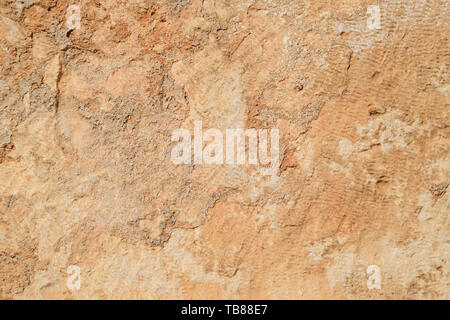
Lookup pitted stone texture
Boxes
[0,0,448,299]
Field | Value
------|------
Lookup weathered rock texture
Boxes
[0,0,449,299]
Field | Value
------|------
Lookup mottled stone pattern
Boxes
[0,0,448,299]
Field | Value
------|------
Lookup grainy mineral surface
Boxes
[0,0,449,299]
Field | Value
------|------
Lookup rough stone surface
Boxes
[0,0,449,299]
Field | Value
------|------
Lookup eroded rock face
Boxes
[0,0,448,299]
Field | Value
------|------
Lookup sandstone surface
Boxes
[0,0,448,299]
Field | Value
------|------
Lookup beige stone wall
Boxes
[0,0,448,299]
